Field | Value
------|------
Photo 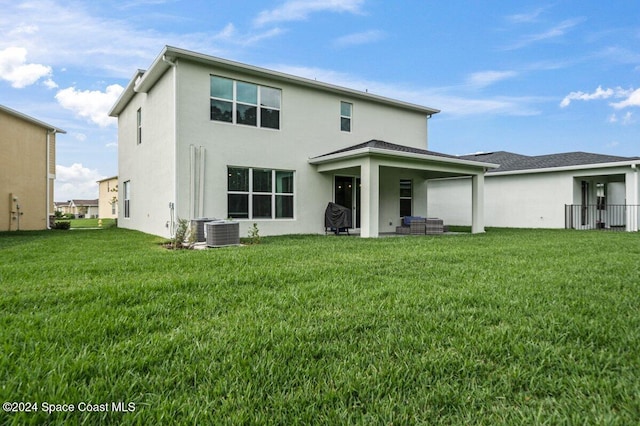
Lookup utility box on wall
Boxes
[9,193,21,231]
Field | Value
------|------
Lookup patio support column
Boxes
[471,172,485,234]
[626,168,639,232]
[360,158,379,238]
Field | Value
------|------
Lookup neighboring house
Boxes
[109,46,496,238]
[428,151,640,231]
[0,104,65,231]
[97,176,118,219]
[68,199,99,218]
[54,201,72,215]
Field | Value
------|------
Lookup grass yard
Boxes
[56,218,117,229]
[1,228,639,424]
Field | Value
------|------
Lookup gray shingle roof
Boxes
[313,139,462,160]
[71,199,99,206]
[460,151,640,173]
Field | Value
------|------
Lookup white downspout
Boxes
[630,164,639,232]
[46,129,56,229]
[189,145,196,218]
[198,146,205,218]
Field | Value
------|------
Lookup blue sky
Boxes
[1,0,639,200]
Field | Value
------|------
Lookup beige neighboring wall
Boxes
[97,176,118,218]
[0,105,65,231]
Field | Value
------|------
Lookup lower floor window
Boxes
[400,179,412,217]
[123,180,131,218]
[227,167,294,219]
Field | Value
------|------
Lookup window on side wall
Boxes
[400,179,412,217]
[227,167,294,219]
[211,76,281,129]
[123,180,131,218]
[340,101,352,132]
[136,108,142,144]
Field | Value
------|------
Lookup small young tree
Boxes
[172,218,192,249]
[248,222,261,245]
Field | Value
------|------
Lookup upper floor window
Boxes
[340,101,352,132]
[210,76,281,130]
[136,108,142,144]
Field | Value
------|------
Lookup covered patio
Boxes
[309,140,498,238]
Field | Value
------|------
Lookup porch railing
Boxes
[565,204,639,231]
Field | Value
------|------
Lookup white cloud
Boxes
[608,112,634,124]
[0,1,222,77]
[0,47,52,88]
[55,163,105,201]
[244,28,286,45]
[7,24,39,36]
[560,85,632,108]
[466,70,518,88]
[43,78,58,89]
[505,18,585,50]
[610,88,640,109]
[73,133,87,142]
[55,84,124,127]
[270,64,541,117]
[254,0,365,26]
[333,30,385,47]
[506,8,547,24]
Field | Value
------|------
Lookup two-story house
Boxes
[109,46,496,238]
[1,104,65,231]
[97,176,119,219]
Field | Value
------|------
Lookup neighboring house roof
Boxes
[109,46,441,118]
[460,151,640,174]
[96,176,118,183]
[310,139,499,169]
[70,199,99,207]
[0,104,66,134]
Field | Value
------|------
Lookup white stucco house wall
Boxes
[109,46,496,238]
[428,151,640,231]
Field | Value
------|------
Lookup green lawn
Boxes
[55,218,116,229]
[1,228,639,424]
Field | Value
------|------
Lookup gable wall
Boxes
[98,177,118,219]
[117,68,176,237]
[0,110,52,230]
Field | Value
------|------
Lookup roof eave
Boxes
[109,69,146,117]
[309,147,499,169]
[489,160,640,176]
[0,104,66,133]
[128,45,440,116]
[96,175,118,183]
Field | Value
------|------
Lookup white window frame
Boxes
[136,108,142,145]
[400,179,412,217]
[340,101,352,132]
[227,167,294,220]
[210,76,281,130]
[123,180,131,218]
